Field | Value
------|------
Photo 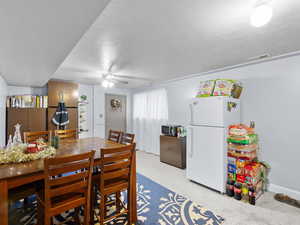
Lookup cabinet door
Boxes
[6,108,28,141]
[47,108,56,131]
[67,108,78,130]
[48,80,78,107]
[160,136,183,168]
[27,108,47,132]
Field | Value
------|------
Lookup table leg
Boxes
[0,180,8,225]
[130,149,138,224]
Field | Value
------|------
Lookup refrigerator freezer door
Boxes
[187,126,226,193]
[190,96,240,127]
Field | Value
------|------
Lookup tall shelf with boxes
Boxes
[78,95,89,137]
[6,95,48,143]
[226,123,268,205]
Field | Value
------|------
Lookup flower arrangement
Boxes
[0,143,56,164]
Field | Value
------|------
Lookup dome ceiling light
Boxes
[102,79,114,88]
[250,1,273,27]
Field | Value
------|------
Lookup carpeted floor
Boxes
[136,151,300,225]
[10,174,224,225]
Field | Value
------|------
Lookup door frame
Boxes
[105,94,127,138]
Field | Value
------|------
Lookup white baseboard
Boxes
[268,183,300,200]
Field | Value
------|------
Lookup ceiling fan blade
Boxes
[63,67,92,74]
[112,74,152,81]
[111,78,129,84]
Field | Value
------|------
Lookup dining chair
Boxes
[120,133,135,145]
[108,130,122,143]
[91,144,136,225]
[37,151,95,225]
[54,129,77,140]
[23,130,52,143]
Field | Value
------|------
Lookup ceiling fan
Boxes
[63,65,153,88]
[101,71,152,88]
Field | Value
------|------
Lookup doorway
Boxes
[105,94,127,138]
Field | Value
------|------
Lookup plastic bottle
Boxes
[234,183,242,200]
[226,180,234,197]
[249,186,256,205]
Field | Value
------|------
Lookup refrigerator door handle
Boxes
[189,103,194,125]
[188,127,193,158]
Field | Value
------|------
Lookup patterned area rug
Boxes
[10,173,224,225]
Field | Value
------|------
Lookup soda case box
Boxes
[196,79,243,98]
[227,134,258,145]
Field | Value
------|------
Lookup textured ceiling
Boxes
[0,0,110,86]
[54,0,300,88]
[2,0,300,88]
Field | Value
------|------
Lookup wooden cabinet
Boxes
[6,80,79,143]
[48,80,78,107]
[47,108,78,131]
[160,135,186,169]
[6,108,47,142]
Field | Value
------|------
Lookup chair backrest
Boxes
[120,133,135,145]
[99,144,136,191]
[44,151,95,208]
[24,131,52,143]
[55,129,77,140]
[108,130,122,143]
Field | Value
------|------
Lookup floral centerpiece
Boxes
[0,139,56,164]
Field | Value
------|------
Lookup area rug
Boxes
[10,173,224,225]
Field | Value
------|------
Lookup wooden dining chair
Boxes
[54,129,77,140]
[91,144,136,225]
[120,133,135,145]
[24,130,52,143]
[108,130,122,143]
[37,151,95,225]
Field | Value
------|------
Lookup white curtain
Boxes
[133,88,168,155]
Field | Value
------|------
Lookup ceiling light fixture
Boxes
[106,74,114,80]
[102,79,114,88]
[250,2,273,27]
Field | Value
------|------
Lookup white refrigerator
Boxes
[187,96,241,193]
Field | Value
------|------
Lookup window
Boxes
[133,89,168,154]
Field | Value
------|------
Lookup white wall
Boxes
[7,84,132,141]
[8,85,47,96]
[132,54,300,198]
[0,76,8,147]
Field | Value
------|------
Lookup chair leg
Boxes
[116,191,121,214]
[84,203,90,225]
[36,200,43,225]
[90,185,96,225]
[74,207,81,225]
[127,189,132,225]
[44,213,51,225]
[99,194,105,225]
[23,197,30,211]
[104,195,108,215]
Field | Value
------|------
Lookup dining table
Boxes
[0,137,138,225]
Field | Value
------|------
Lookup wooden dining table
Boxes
[0,137,138,225]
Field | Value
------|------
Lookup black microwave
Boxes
[161,125,181,137]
